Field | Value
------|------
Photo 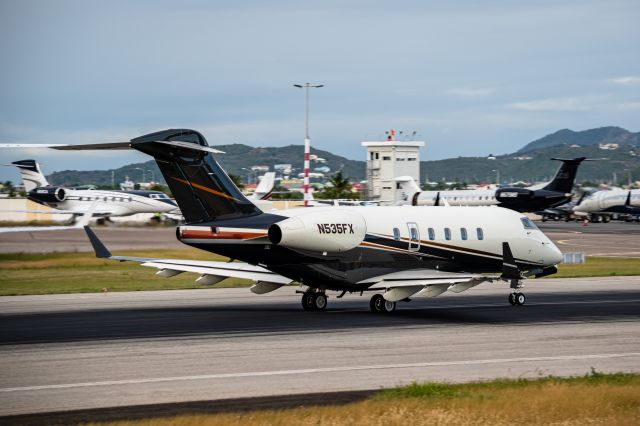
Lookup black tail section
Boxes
[128,129,261,223]
[11,159,39,172]
[542,157,588,193]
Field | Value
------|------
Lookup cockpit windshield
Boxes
[520,217,538,230]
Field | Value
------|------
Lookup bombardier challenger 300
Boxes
[49,129,563,313]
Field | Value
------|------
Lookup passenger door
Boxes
[407,222,420,252]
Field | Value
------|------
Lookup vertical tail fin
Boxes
[542,157,588,193]
[253,172,276,200]
[10,160,50,192]
[128,129,262,223]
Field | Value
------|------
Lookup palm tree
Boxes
[318,171,357,199]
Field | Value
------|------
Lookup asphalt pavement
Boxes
[1,277,639,418]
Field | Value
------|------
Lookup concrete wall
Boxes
[0,198,72,223]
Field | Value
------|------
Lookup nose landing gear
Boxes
[508,292,526,306]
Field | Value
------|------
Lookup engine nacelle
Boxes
[268,210,367,252]
[28,186,67,204]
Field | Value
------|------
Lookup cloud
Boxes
[616,101,640,111]
[506,97,590,112]
[445,87,494,97]
[608,76,640,85]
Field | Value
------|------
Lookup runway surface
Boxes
[1,276,639,416]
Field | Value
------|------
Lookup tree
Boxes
[3,181,16,198]
[229,174,245,190]
[316,171,358,199]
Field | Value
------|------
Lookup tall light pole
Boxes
[147,169,154,183]
[492,169,500,186]
[294,82,324,206]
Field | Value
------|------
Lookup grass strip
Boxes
[1,252,638,296]
[85,372,640,426]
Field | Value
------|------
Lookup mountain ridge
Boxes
[44,126,640,187]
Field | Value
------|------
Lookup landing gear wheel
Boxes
[515,293,526,306]
[508,293,517,306]
[301,292,327,311]
[369,294,396,313]
[314,293,327,311]
[302,293,316,311]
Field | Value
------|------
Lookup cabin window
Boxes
[521,217,538,230]
[428,227,435,240]
[392,227,400,241]
[408,158,417,161]
[460,228,468,240]
[410,227,418,241]
[382,156,391,161]
[476,228,484,240]
[444,228,451,240]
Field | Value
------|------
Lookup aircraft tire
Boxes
[382,300,396,313]
[302,293,316,311]
[508,293,517,306]
[370,294,385,313]
[314,293,327,311]
[515,293,526,306]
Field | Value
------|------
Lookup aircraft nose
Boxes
[546,243,563,265]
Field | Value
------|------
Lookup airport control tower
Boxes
[361,130,424,205]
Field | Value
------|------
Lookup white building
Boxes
[361,137,424,204]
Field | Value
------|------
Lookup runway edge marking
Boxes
[2,352,639,393]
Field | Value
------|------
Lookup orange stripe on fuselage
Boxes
[180,229,267,240]
[171,177,241,202]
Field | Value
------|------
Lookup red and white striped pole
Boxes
[293,83,324,207]
[303,137,311,207]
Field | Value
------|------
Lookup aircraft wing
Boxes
[83,226,292,290]
[0,202,97,233]
[0,209,113,215]
[359,269,491,302]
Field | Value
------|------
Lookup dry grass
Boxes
[85,374,640,426]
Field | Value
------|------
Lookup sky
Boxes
[1,0,639,183]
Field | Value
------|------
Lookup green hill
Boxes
[45,127,640,187]
[517,126,640,153]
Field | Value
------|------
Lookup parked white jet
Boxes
[396,158,589,213]
[573,189,640,222]
[42,128,563,313]
[7,160,178,220]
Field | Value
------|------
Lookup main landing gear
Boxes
[301,291,327,311]
[369,294,396,313]
[508,279,526,306]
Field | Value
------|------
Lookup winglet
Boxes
[625,191,632,207]
[83,226,112,258]
[434,192,440,206]
[501,242,523,280]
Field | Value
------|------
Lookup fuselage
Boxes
[574,189,640,215]
[177,206,562,291]
[28,188,178,216]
